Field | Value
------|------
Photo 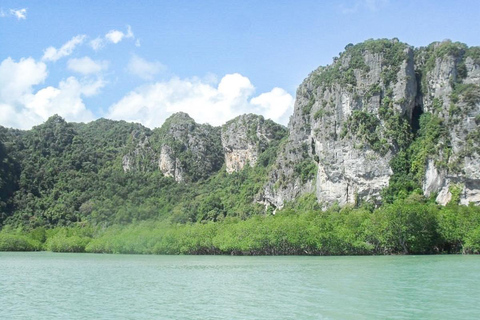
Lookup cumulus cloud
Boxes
[0,57,47,104]
[42,35,86,62]
[105,30,124,44]
[127,55,165,80]
[108,73,293,128]
[105,25,134,44]
[23,77,99,121]
[250,88,295,125]
[67,57,108,75]
[10,8,27,19]
[0,57,100,129]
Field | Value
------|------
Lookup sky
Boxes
[1,0,479,130]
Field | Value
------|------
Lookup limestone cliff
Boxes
[261,39,480,208]
[153,112,224,182]
[416,41,480,205]
[221,114,287,173]
[120,112,224,182]
[122,127,156,173]
[262,39,417,208]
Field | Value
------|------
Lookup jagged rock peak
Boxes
[156,112,198,140]
[221,114,287,173]
[153,112,224,182]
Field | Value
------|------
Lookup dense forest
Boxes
[1,39,480,255]
[0,114,478,255]
[0,114,283,227]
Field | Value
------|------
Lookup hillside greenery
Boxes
[1,111,478,255]
[1,38,480,255]
[0,114,284,229]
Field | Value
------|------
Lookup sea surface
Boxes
[0,253,479,319]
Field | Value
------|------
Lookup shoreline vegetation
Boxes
[1,198,479,255]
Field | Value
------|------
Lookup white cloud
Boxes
[250,88,294,125]
[0,57,47,104]
[10,8,27,20]
[67,57,108,75]
[1,8,28,19]
[105,25,134,44]
[90,37,104,51]
[90,26,135,51]
[127,55,165,80]
[108,73,293,128]
[23,77,99,122]
[76,77,106,97]
[0,57,100,129]
[42,35,86,62]
[105,30,124,44]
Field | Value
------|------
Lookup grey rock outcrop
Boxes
[262,39,417,208]
[261,39,480,208]
[417,41,480,205]
[221,114,287,173]
[120,112,224,182]
[121,127,157,173]
[153,112,224,182]
[117,40,480,207]
[158,144,184,182]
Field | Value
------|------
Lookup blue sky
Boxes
[1,0,479,129]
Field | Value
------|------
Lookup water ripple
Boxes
[0,253,479,319]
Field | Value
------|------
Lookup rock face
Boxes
[158,145,184,182]
[416,41,480,205]
[78,40,480,208]
[120,112,224,182]
[221,114,287,173]
[261,39,480,208]
[120,112,288,182]
[262,39,417,208]
[153,112,224,182]
[122,127,156,173]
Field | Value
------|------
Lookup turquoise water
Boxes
[0,253,479,319]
